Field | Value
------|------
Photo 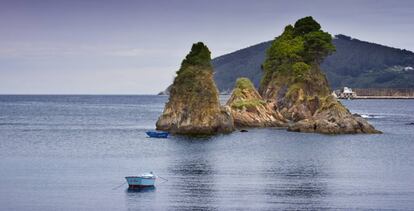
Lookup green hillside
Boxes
[212,35,414,92]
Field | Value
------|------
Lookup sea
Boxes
[0,95,413,210]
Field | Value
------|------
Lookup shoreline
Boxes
[339,96,414,99]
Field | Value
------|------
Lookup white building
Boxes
[343,87,353,94]
[338,87,357,99]
[404,66,413,71]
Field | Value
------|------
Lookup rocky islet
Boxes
[157,17,381,135]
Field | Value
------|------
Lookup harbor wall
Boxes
[347,88,414,99]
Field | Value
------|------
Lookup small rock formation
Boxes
[259,16,381,134]
[156,42,234,135]
[226,77,286,127]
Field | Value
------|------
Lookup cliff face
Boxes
[156,42,234,135]
[261,65,331,121]
[260,17,381,134]
[226,78,285,127]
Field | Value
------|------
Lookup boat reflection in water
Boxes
[126,186,156,193]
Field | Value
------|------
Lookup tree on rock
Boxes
[156,42,234,135]
[259,17,380,134]
[293,16,321,36]
[303,30,336,63]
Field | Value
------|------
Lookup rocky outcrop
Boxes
[259,17,381,134]
[226,78,286,127]
[155,17,381,135]
[156,42,234,135]
[287,96,380,134]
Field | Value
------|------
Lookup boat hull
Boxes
[125,176,155,188]
[127,184,154,189]
[146,131,169,138]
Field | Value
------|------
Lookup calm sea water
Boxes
[0,95,413,210]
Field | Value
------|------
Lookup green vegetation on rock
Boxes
[292,62,311,81]
[231,99,265,110]
[260,16,335,93]
[156,42,234,135]
[229,78,265,110]
[293,16,321,36]
[257,16,381,134]
[226,77,285,127]
[179,42,212,71]
[235,77,256,90]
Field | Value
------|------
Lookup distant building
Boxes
[337,87,357,99]
[404,66,413,71]
[343,87,353,94]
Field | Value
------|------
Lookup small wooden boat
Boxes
[146,131,169,138]
[125,172,156,188]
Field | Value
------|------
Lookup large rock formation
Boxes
[226,77,286,127]
[259,17,381,134]
[156,42,234,135]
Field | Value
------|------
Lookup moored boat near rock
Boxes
[146,131,169,138]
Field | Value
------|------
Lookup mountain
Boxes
[212,34,414,93]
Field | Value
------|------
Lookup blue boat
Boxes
[146,131,169,138]
[125,172,156,188]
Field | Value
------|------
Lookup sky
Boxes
[1,0,413,94]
